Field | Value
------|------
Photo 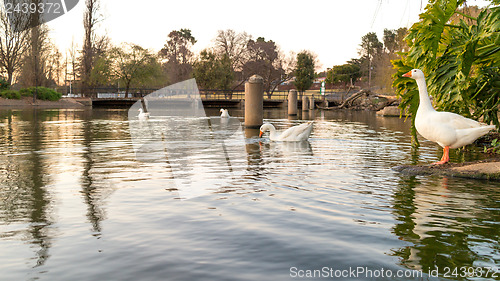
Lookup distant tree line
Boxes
[2,0,493,106]
[325,27,408,97]
[0,0,320,99]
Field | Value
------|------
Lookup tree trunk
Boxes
[338,89,368,108]
[7,69,13,86]
[31,27,41,87]
[125,80,131,98]
[82,0,100,98]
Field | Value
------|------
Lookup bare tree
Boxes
[19,24,58,88]
[0,4,30,85]
[18,0,54,90]
[67,40,79,85]
[29,0,44,89]
[81,0,103,96]
[93,34,110,59]
[46,43,62,86]
[213,29,251,72]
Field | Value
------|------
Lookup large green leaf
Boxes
[393,0,499,146]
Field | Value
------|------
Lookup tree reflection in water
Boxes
[0,110,54,267]
[391,175,500,275]
[0,109,124,267]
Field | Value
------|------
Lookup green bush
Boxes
[19,87,62,101]
[0,78,9,91]
[0,90,21,99]
[19,88,31,97]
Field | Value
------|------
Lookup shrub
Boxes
[19,88,31,97]
[19,87,62,101]
[0,90,21,99]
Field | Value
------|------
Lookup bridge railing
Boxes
[198,89,244,100]
[71,87,292,100]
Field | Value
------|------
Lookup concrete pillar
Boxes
[288,89,298,116]
[244,75,263,128]
[309,95,315,110]
[244,127,260,138]
[302,95,309,111]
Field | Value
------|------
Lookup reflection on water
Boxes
[0,108,498,280]
[392,176,500,273]
[1,110,56,267]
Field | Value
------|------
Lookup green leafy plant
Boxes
[484,138,500,154]
[0,89,21,99]
[392,0,500,146]
[0,78,9,91]
[19,87,62,101]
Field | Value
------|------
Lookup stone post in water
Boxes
[244,75,263,128]
[309,95,315,110]
[302,95,309,111]
[288,89,298,116]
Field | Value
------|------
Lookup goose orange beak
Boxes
[402,71,412,78]
[259,131,263,137]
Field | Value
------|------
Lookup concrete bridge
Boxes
[91,97,297,108]
[71,88,325,108]
[88,90,313,108]
[90,96,323,108]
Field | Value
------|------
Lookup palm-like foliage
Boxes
[392,0,499,146]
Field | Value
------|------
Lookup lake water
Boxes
[0,108,498,281]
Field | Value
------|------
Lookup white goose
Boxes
[403,69,496,165]
[259,121,313,142]
[220,108,230,118]
[138,108,150,120]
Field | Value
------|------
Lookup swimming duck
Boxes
[403,69,496,165]
[259,122,313,142]
[220,108,230,118]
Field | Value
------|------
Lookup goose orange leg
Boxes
[432,146,450,165]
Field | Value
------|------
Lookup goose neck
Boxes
[267,125,277,138]
[416,77,434,111]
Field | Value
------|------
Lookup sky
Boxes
[47,0,491,71]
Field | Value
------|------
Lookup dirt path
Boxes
[0,97,88,109]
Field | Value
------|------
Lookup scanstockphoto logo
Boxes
[128,79,247,200]
[3,0,79,32]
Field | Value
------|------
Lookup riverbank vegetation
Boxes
[0,89,20,99]
[0,77,62,101]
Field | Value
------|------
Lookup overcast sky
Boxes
[48,0,491,70]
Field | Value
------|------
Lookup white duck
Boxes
[220,108,230,118]
[259,121,313,141]
[403,69,496,165]
[138,108,150,120]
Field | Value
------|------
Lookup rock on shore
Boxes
[393,158,500,180]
